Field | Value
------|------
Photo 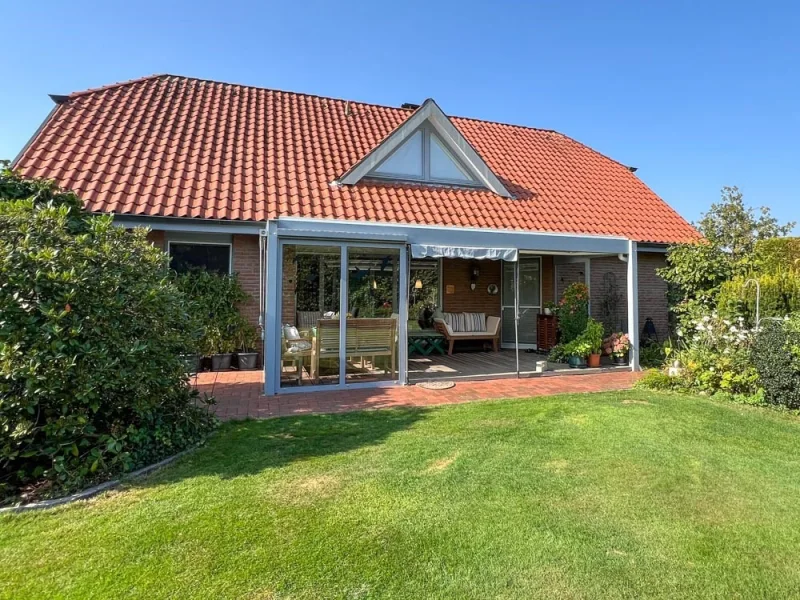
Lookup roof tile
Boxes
[15,74,699,244]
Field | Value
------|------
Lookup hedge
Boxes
[0,168,216,502]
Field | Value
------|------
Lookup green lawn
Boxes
[2,391,800,599]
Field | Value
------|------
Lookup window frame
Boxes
[166,240,233,274]
[368,124,484,188]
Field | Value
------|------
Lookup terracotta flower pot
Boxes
[587,353,601,368]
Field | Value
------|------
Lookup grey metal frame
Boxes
[267,235,408,395]
[263,218,641,396]
[501,254,543,349]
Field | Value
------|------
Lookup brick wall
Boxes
[146,229,165,250]
[542,256,555,305]
[441,258,502,316]
[555,262,587,300]
[281,245,297,326]
[637,253,669,342]
[232,234,261,330]
[589,253,669,341]
[590,257,628,333]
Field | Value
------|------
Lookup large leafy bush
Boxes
[0,168,216,502]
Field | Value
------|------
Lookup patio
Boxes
[408,348,629,382]
[193,368,642,420]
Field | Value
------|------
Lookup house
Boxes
[12,74,699,395]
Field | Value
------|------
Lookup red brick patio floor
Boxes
[194,370,644,420]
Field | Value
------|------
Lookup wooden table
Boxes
[408,330,446,356]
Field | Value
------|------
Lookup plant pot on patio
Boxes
[567,355,586,369]
[612,354,628,366]
[587,353,601,368]
[236,352,258,370]
[180,353,202,374]
[211,353,233,371]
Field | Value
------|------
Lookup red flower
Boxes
[65,304,72,313]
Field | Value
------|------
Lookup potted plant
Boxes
[603,332,630,365]
[564,339,591,368]
[205,325,235,371]
[543,301,557,316]
[584,319,605,368]
[235,321,261,370]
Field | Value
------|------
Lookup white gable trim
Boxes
[336,99,513,198]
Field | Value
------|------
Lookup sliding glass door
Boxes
[276,240,406,391]
[345,247,401,384]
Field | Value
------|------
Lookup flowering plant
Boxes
[558,283,589,343]
[603,332,630,357]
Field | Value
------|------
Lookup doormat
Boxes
[417,381,455,390]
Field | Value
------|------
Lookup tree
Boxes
[697,186,794,263]
[660,186,794,325]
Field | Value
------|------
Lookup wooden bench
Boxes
[433,315,501,355]
[312,318,397,382]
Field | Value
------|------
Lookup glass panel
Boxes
[373,130,423,178]
[429,133,473,182]
[501,258,541,346]
[280,244,341,388]
[345,247,401,384]
[169,243,230,274]
[408,259,439,331]
[502,261,515,305]
[519,258,541,307]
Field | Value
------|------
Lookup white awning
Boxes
[410,244,518,262]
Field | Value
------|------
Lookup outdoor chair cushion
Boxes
[443,312,486,333]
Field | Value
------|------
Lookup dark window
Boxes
[169,243,231,274]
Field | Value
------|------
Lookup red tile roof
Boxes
[14,74,699,244]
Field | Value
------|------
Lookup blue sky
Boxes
[1,0,798,229]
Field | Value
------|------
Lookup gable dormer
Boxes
[336,99,512,198]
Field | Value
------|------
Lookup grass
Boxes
[2,390,800,599]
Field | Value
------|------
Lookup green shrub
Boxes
[0,168,216,502]
[639,342,666,369]
[717,270,800,324]
[636,369,686,392]
[753,237,800,273]
[751,318,800,409]
[557,283,589,343]
[173,269,250,355]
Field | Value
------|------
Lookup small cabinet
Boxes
[537,314,557,351]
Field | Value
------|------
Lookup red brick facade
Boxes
[586,254,668,341]
[145,229,669,348]
[232,234,262,330]
[441,258,502,316]
[146,229,165,250]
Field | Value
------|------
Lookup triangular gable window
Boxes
[373,130,423,178]
[337,99,513,197]
[370,126,477,185]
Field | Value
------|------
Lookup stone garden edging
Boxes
[0,442,207,514]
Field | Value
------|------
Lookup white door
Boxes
[501,256,542,348]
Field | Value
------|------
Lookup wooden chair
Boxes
[296,311,322,330]
[312,318,397,383]
[281,328,314,385]
[434,315,501,355]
